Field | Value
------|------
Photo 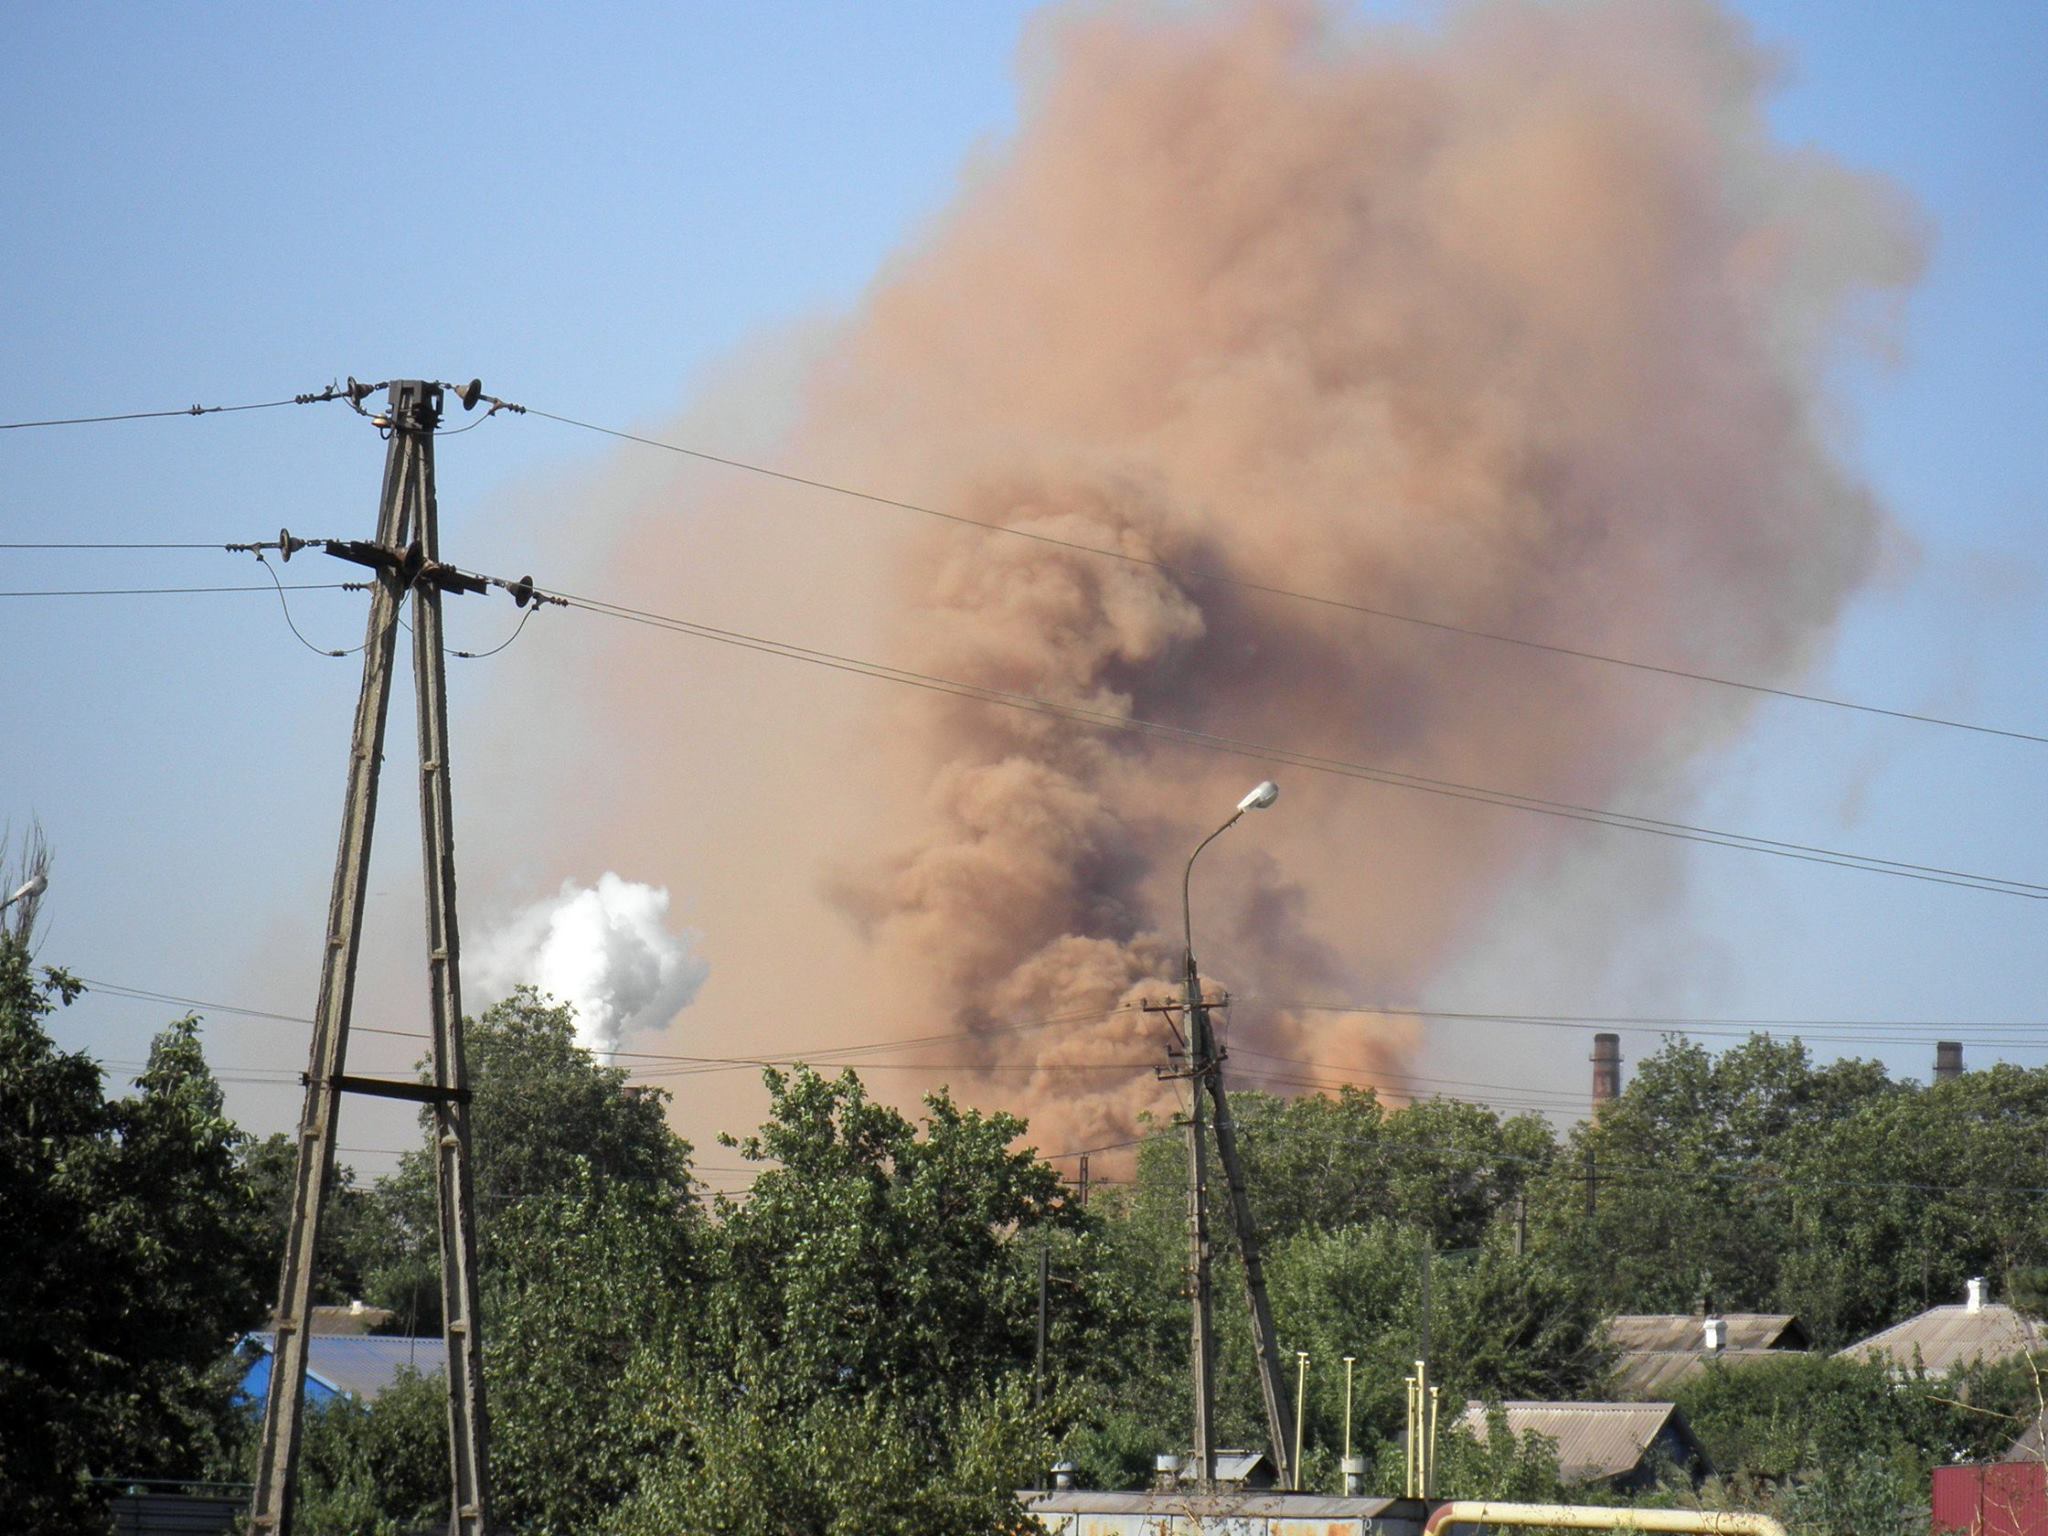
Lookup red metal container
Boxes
[1933,1464,2048,1536]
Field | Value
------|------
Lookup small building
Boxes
[238,1332,445,1409]
[1836,1279,2042,1379]
[1605,1313,1809,1398]
[1461,1401,1711,1491]
[1019,1488,1426,1534]
[1018,1452,1432,1533]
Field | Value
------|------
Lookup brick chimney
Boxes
[1935,1041,1963,1083]
[1592,1033,1622,1109]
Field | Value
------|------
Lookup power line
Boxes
[77,978,426,1043]
[71,975,1135,1073]
[248,554,361,658]
[0,382,361,432]
[76,974,2048,1074]
[1261,997,2048,1049]
[548,585,2048,902]
[522,406,2048,749]
[0,382,372,434]
[0,582,355,597]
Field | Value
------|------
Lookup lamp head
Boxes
[1237,780,1280,813]
[3,871,46,908]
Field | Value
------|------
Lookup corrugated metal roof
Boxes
[1019,1489,1424,1534]
[1609,1347,1792,1398]
[1606,1314,1806,1352]
[1461,1401,1691,1483]
[1023,1492,1406,1515]
[1171,1452,1274,1485]
[1837,1304,2042,1377]
[245,1333,444,1402]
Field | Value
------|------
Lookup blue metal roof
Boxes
[241,1333,445,1404]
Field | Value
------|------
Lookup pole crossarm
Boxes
[326,1073,472,1106]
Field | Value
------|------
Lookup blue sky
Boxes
[4,2,2045,1178]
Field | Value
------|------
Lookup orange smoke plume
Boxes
[772,0,1921,1152]
[526,0,1919,1158]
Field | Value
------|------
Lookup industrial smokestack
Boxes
[1592,1034,1623,1109]
[1934,1041,1963,1083]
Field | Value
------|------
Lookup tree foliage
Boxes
[0,937,268,1534]
[26,963,2048,1536]
[356,987,696,1333]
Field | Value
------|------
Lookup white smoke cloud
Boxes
[467,874,708,1053]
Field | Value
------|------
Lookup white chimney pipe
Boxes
[1967,1277,1988,1312]
[1702,1317,1725,1352]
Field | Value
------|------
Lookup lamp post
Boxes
[1179,780,1278,1491]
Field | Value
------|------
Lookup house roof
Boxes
[1606,1314,1808,1352]
[1021,1490,1405,1519]
[1463,1401,1705,1484]
[1836,1304,2043,1377]
[2002,1415,2048,1464]
[307,1304,396,1336]
[1603,1316,1808,1397]
[1609,1348,1791,1398]
[244,1333,445,1402]
[262,1304,397,1337]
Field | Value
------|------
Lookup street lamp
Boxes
[0,871,47,912]
[1182,780,1279,974]
[1177,780,1278,1492]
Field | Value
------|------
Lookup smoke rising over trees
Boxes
[531,0,1924,1151]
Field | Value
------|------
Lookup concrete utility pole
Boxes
[252,380,492,1536]
[1158,780,1294,1491]
[1202,996,1295,1488]
[1180,949,1219,1491]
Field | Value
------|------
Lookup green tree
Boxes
[1259,1223,1607,1488]
[0,938,269,1533]
[1528,1036,1899,1328]
[1142,1088,1557,1252]
[1100,1091,1573,1483]
[1781,1066,2048,1343]
[608,1370,1048,1536]
[240,1131,377,1308]
[283,1369,449,1536]
[1675,1351,2031,1490]
[711,1067,1072,1399]
[358,987,696,1332]
[608,1066,1073,1534]
[485,1169,705,1534]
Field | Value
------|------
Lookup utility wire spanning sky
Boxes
[3,2,2046,1175]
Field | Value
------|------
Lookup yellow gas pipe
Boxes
[1424,1504,1788,1536]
